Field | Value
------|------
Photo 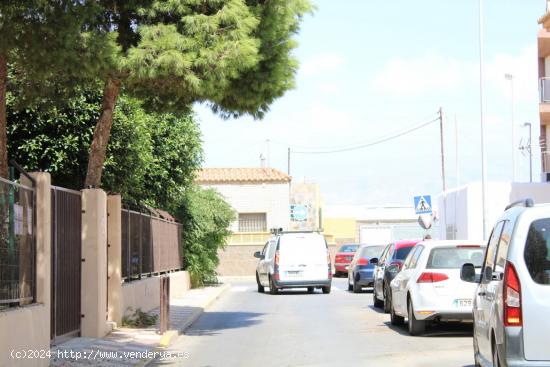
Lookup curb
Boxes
[140,283,231,366]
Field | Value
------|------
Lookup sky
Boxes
[194,0,546,206]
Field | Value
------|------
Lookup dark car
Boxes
[333,244,360,277]
[372,239,420,312]
[347,244,385,293]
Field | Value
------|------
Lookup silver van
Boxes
[461,199,550,367]
[254,231,332,295]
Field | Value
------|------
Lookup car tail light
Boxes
[417,272,449,283]
[335,255,344,262]
[327,253,332,278]
[357,258,369,266]
[504,261,522,327]
[389,261,403,271]
[274,250,280,280]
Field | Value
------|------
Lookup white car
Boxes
[254,231,332,295]
[390,240,486,335]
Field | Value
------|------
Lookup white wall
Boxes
[201,183,290,231]
[545,56,550,78]
[439,182,550,241]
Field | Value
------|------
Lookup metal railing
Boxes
[540,77,550,103]
[121,206,183,281]
[0,177,35,309]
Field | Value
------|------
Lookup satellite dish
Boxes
[418,214,432,230]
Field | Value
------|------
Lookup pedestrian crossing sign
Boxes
[414,195,432,214]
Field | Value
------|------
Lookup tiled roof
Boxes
[196,168,291,184]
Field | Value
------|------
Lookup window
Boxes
[360,246,385,259]
[339,244,359,253]
[486,221,504,269]
[524,218,550,285]
[395,246,415,260]
[238,213,267,232]
[408,245,424,269]
[379,245,390,263]
[403,246,418,269]
[495,221,512,273]
[267,240,277,259]
[426,247,485,269]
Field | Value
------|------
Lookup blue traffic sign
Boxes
[291,205,308,221]
[414,195,432,215]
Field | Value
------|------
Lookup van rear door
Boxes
[278,233,329,282]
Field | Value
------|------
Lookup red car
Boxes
[334,244,360,277]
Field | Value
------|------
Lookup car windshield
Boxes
[525,219,550,285]
[339,244,359,253]
[395,246,414,260]
[426,246,486,269]
[360,246,385,259]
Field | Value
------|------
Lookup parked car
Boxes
[460,199,550,367]
[390,240,486,336]
[373,239,420,313]
[347,244,385,293]
[334,243,360,276]
[254,231,332,295]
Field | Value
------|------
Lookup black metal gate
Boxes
[51,186,82,342]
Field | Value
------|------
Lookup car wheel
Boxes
[383,284,391,314]
[256,272,264,293]
[322,285,331,294]
[307,287,314,293]
[373,288,384,308]
[407,298,425,336]
[269,276,278,295]
[390,293,404,326]
[492,338,501,367]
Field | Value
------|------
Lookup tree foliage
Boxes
[173,186,235,287]
[7,86,202,208]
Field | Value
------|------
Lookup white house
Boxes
[196,168,291,232]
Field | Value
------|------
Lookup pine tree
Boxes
[84,0,313,187]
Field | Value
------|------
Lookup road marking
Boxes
[231,286,249,292]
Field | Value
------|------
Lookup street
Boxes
[152,278,475,367]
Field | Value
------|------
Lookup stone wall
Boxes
[217,244,339,277]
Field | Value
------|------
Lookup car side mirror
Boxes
[387,264,400,273]
[460,263,476,283]
[370,257,378,265]
[254,251,264,259]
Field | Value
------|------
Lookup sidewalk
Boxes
[50,283,231,366]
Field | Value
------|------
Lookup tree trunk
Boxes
[0,53,8,179]
[84,77,121,188]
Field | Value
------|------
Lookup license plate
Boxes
[286,271,303,278]
[454,299,472,307]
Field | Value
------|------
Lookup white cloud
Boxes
[300,53,345,77]
[485,44,538,103]
[371,53,476,96]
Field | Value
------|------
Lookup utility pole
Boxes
[455,115,459,188]
[439,107,446,193]
[287,148,291,175]
[439,107,447,238]
[479,0,488,239]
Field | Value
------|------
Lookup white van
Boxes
[254,232,332,294]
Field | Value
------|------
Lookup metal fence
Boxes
[121,206,183,281]
[0,177,35,309]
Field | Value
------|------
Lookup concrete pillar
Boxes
[81,189,109,338]
[107,195,122,327]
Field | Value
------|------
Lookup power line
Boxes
[292,115,440,155]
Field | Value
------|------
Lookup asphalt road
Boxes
[151,278,476,367]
